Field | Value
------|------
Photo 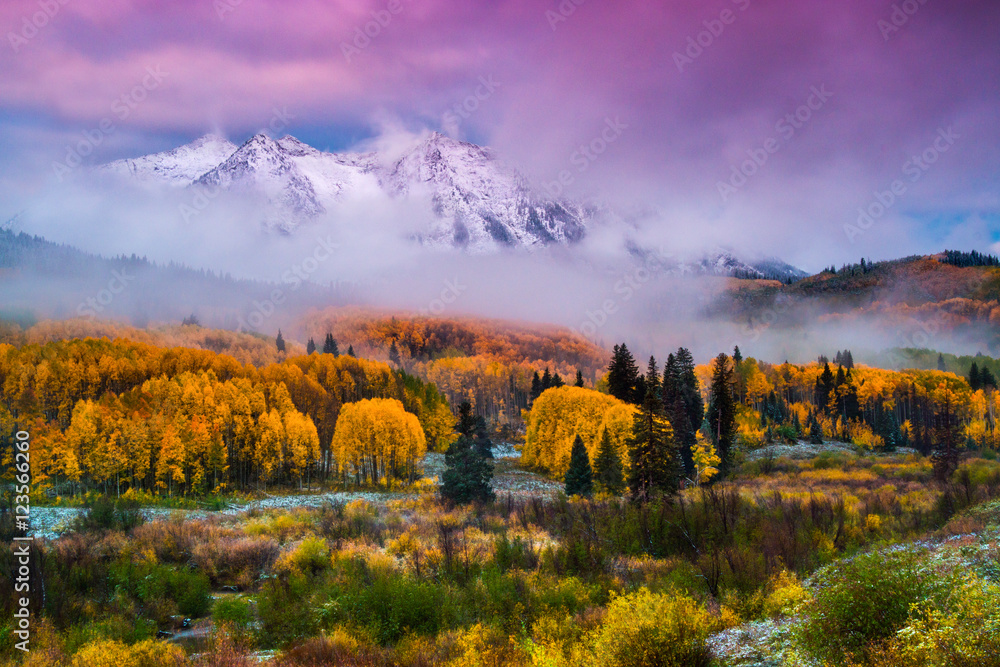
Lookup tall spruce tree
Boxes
[275,330,286,353]
[323,333,339,356]
[564,435,594,497]
[932,390,961,481]
[389,341,401,366]
[574,369,585,388]
[707,353,736,477]
[306,337,316,355]
[607,343,640,404]
[530,372,542,402]
[937,353,947,372]
[593,428,625,495]
[628,357,681,501]
[347,345,355,357]
[969,363,981,391]
[441,435,495,504]
[809,413,824,444]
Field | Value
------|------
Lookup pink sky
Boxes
[1,0,998,266]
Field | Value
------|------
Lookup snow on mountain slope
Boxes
[375,132,586,252]
[194,134,325,229]
[90,132,804,278]
[97,134,238,188]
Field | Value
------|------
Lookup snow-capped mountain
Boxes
[96,131,592,251]
[374,132,587,250]
[90,132,805,279]
[97,134,238,188]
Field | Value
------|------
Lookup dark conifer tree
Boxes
[932,391,961,481]
[530,371,542,402]
[306,337,316,355]
[607,343,640,404]
[981,367,997,388]
[323,333,340,356]
[809,413,824,444]
[733,345,743,366]
[627,372,680,502]
[593,429,625,495]
[564,435,594,497]
[441,435,495,504]
[551,372,565,388]
[541,368,552,392]
[389,340,401,366]
[707,353,736,476]
[275,330,286,353]
[937,353,947,372]
[969,362,981,391]
[347,345,355,357]
[574,369,585,387]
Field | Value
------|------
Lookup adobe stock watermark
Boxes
[673,0,751,73]
[341,0,414,63]
[545,0,587,31]
[543,117,628,198]
[7,0,71,53]
[76,268,135,319]
[52,66,169,182]
[717,84,833,203]
[442,76,500,135]
[13,428,33,652]
[418,278,467,316]
[179,106,294,224]
[572,249,673,339]
[214,0,248,21]
[878,0,932,41]
[238,235,339,332]
[844,126,959,243]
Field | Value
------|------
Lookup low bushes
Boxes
[796,549,952,664]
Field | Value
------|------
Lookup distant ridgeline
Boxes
[940,249,1000,268]
[0,229,355,328]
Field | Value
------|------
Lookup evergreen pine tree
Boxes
[574,369,585,387]
[809,413,823,444]
[981,367,997,388]
[441,435,495,504]
[564,435,593,497]
[541,368,552,391]
[607,343,640,404]
[551,372,565,388]
[389,340,401,366]
[530,372,542,402]
[707,353,736,477]
[932,391,961,481]
[347,345,355,357]
[628,367,681,502]
[969,362,981,391]
[593,429,625,495]
[306,337,316,355]
[276,330,286,353]
[322,333,339,356]
[733,346,742,366]
[937,353,947,372]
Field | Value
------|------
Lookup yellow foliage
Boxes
[589,588,727,667]
[331,398,427,484]
[524,387,634,476]
[692,433,720,485]
[70,639,184,667]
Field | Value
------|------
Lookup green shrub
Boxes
[77,497,144,532]
[212,596,255,645]
[796,549,950,663]
[895,576,1000,666]
[257,573,320,648]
